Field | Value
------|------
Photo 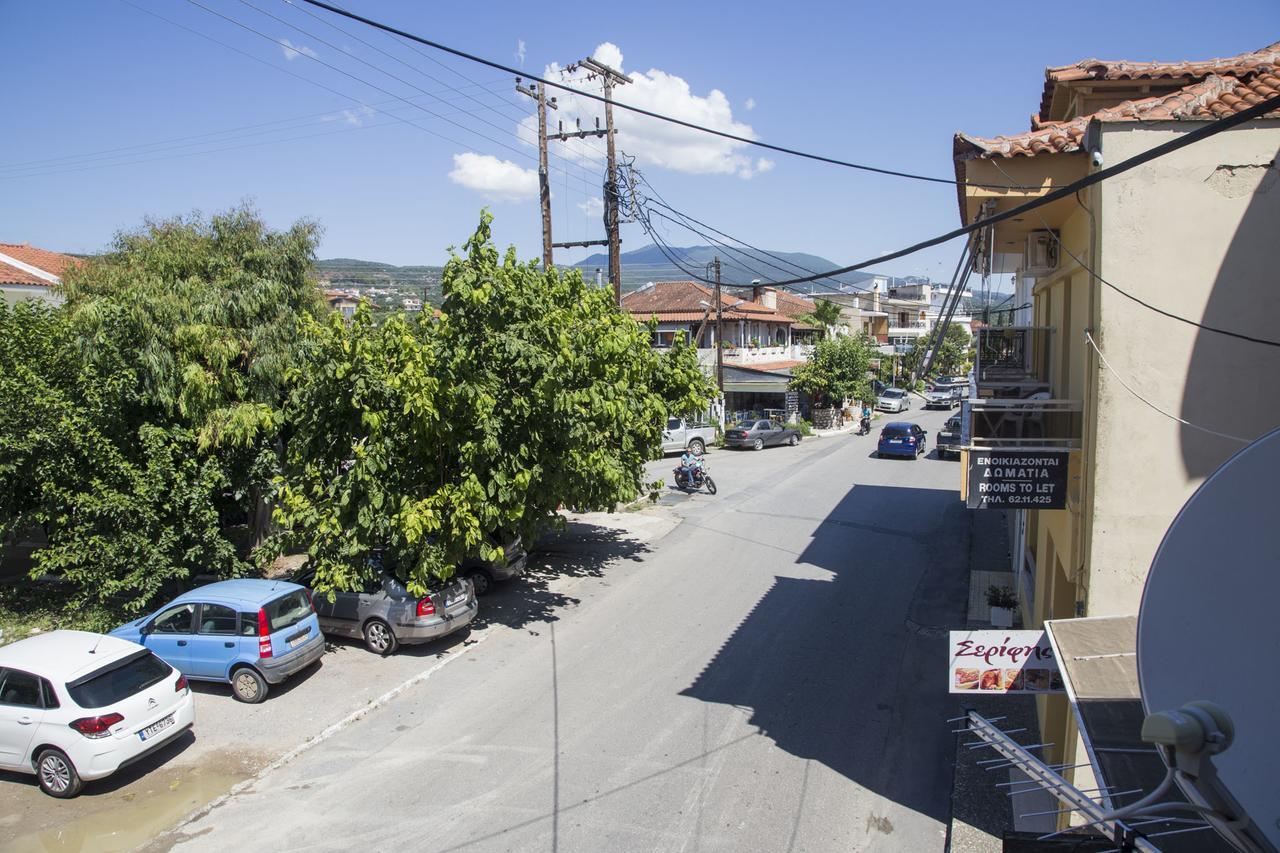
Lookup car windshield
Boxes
[264,589,312,633]
[882,390,904,398]
[882,425,911,437]
[67,650,171,709]
[732,422,755,430]
[946,417,962,429]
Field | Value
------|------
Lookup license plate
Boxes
[288,634,308,648]
[138,713,174,742]
[889,439,902,444]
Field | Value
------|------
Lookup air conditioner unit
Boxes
[1024,230,1059,276]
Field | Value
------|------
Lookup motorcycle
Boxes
[673,461,717,495]
[856,416,871,436]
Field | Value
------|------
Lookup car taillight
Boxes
[175,674,188,693]
[305,588,315,612]
[257,608,272,659]
[70,713,124,739]
[416,597,436,618]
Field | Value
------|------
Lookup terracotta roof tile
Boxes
[0,243,80,287]
[621,281,806,325]
[743,359,806,372]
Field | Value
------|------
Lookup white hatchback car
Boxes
[0,630,195,797]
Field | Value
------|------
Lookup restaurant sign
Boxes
[948,630,1063,694]
[966,450,1069,509]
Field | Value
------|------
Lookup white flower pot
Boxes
[990,606,1014,628]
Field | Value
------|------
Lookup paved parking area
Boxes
[0,510,677,853]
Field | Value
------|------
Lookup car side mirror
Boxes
[139,621,153,637]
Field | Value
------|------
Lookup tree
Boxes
[789,334,875,407]
[796,299,843,339]
[934,323,972,375]
[267,213,713,594]
[0,207,322,618]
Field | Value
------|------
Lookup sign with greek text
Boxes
[966,450,1069,509]
[948,630,1063,694]
[784,390,799,415]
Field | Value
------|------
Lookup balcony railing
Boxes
[963,398,1082,450]
[974,326,1053,398]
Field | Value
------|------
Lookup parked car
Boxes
[661,417,717,455]
[111,580,325,704]
[724,419,802,450]
[922,384,963,409]
[936,414,963,458]
[876,388,911,413]
[0,630,194,798]
[295,564,476,656]
[460,535,528,596]
[877,421,928,459]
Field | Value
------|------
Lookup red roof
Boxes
[957,40,1279,161]
[0,243,79,286]
[745,359,806,371]
[621,281,804,325]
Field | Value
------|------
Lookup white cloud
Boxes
[279,38,318,62]
[516,39,527,67]
[448,153,538,201]
[738,157,774,179]
[744,97,756,111]
[323,105,375,126]
[520,43,764,180]
[578,197,604,217]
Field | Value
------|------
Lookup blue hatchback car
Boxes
[877,421,928,459]
[111,580,325,704]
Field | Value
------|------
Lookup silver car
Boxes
[296,566,477,656]
[460,536,528,596]
[877,388,911,413]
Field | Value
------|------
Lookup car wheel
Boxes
[231,666,268,704]
[467,569,493,597]
[788,435,798,446]
[35,748,83,799]
[363,618,399,656]
[753,438,764,451]
[687,438,705,455]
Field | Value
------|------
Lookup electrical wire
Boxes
[171,0,601,193]
[626,92,1280,288]
[1085,332,1251,444]
[295,0,1053,191]
[984,158,1280,349]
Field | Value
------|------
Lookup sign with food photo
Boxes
[948,630,1063,694]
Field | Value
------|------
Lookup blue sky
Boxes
[3,1,1277,280]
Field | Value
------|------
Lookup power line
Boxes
[639,92,1280,288]
[1085,332,1251,443]
[295,0,1047,191]
[985,157,1280,349]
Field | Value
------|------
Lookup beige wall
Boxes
[1087,120,1280,616]
[2,283,63,309]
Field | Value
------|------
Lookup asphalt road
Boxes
[162,405,970,853]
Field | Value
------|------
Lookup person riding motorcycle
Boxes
[679,448,703,486]
[859,403,872,435]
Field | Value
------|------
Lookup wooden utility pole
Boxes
[713,256,724,395]
[516,78,557,269]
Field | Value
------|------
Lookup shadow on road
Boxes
[0,728,196,797]
[680,483,970,824]
[470,521,650,632]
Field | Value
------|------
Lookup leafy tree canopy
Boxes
[789,334,875,406]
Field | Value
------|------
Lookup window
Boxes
[0,668,42,708]
[238,613,260,637]
[667,417,681,430]
[152,603,195,634]
[66,651,171,709]
[198,603,238,636]
[263,590,312,634]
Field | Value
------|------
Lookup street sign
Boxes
[966,450,1069,509]
[948,630,1063,694]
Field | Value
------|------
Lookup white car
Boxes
[0,630,195,797]
[877,388,911,413]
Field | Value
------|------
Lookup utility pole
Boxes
[713,256,724,399]
[516,78,557,269]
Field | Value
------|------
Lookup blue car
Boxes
[877,421,928,459]
[111,580,325,704]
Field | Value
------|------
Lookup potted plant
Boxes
[987,585,1017,628]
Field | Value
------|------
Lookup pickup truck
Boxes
[661,417,717,455]
[935,413,963,458]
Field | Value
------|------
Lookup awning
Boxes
[1044,616,1232,852]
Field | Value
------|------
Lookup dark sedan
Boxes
[724,419,802,451]
[876,421,927,459]
[936,414,962,458]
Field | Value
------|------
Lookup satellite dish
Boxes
[1137,426,1280,851]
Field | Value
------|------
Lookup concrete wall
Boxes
[1,283,63,309]
[1087,120,1280,616]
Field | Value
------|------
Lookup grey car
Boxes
[296,566,477,656]
[460,535,528,596]
[724,419,802,450]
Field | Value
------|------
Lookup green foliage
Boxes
[0,206,321,618]
[789,334,875,406]
[267,212,713,595]
[795,419,814,437]
[796,299,843,338]
[935,323,971,376]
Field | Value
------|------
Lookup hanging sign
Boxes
[948,630,1063,694]
[784,390,799,415]
[966,450,1069,509]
